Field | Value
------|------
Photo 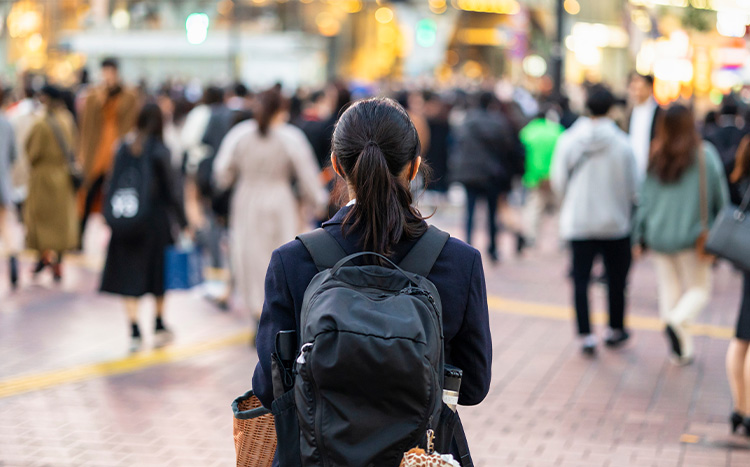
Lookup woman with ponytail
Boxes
[251,97,492,463]
[212,87,327,323]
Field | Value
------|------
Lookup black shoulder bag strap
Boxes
[297,228,348,272]
[46,115,83,189]
[398,225,450,277]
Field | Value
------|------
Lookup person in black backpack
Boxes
[100,103,189,352]
[252,97,492,466]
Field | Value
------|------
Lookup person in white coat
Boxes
[551,85,638,355]
[213,88,327,327]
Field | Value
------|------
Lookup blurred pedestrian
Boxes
[0,86,19,289]
[520,104,564,248]
[451,92,521,263]
[633,105,729,365]
[725,135,750,434]
[213,88,327,325]
[626,73,662,182]
[100,103,188,352]
[423,91,452,194]
[6,83,39,206]
[705,95,745,178]
[551,85,638,355]
[24,85,79,282]
[78,57,140,249]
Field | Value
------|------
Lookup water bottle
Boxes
[443,365,463,412]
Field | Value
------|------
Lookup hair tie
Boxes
[364,140,379,150]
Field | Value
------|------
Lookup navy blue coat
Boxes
[251,206,493,456]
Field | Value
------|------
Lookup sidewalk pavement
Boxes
[0,208,747,466]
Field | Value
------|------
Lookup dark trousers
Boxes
[465,186,499,255]
[570,237,632,335]
[79,175,106,246]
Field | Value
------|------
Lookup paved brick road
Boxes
[0,208,747,466]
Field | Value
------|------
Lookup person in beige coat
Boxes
[24,85,79,282]
[213,88,327,322]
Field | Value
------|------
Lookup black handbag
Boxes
[705,183,750,271]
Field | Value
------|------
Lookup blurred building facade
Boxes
[0,0,749,107]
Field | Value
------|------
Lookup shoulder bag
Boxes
[705,180,750,271]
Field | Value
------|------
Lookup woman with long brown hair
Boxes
[725,134,750,435]
[633,104,728,365]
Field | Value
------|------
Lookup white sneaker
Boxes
[154,328,174,348]
[581,334,597,356]
[129,336,142,353]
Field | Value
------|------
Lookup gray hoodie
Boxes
[551,117,638,241]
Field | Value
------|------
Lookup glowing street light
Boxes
[186,13,210,45]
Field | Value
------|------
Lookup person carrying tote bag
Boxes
[716,135,750,436]
[632,104,729,366]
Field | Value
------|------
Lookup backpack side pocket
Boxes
[271,389,302,467]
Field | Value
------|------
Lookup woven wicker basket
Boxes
[232,390,277,467]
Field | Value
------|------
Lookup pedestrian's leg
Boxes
[465,187,478,246]
[52,251,63,283]
[154,296,174,346]
[125,297,142,351]
[600,237,632,334]
[668,250,712,360]
[0,208,16,289]
[79,176,105,249]
[487,190,499,260]
[571,240,597,336]
[651,253,682,323]
[727,339,749,418]
[522,188,543,246]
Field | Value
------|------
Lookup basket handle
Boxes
[232,390,271,420]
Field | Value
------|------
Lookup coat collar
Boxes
[322,205,354,226]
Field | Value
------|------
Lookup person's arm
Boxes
[632,178,652,248]
[153,143,187,228]
[285,127,328,216]
[7,124,16,165]
[212,123,245,192]
[549,135,569,199]
[448,249,492,406]
[704,143,730,217]
[24,122,44,166]
[252,249,298,408]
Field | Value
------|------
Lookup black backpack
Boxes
[273,226,471,467]
[103,141,154,238]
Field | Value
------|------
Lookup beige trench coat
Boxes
[213,121,327,315]
[24,107,79,252]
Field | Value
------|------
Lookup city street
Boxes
[0,208,748,467]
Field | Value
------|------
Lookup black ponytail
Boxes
[333,97,428,257]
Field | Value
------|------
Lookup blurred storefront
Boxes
[0,0,563,90]
[627,0,750,108]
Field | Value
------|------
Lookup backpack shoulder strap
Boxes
[398,225,450,277]
[297,228,348,272]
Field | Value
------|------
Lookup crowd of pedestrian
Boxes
[3,57,750,441]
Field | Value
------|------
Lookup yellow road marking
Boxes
[0,296,735,400]
[0,331,252,399]
[488,296,735,340]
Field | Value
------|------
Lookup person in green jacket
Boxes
[520,106,564,247]
[632,104,729,365]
